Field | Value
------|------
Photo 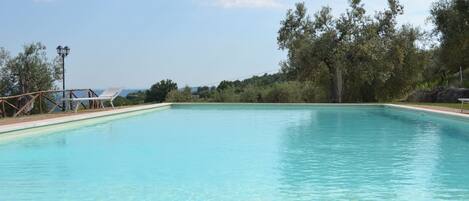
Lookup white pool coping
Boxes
[385,104,469,119]
[0,103,171,134]
[0,103,467,137]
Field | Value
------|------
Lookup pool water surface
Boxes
[0,104,468,200]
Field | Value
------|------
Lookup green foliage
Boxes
[239,85,263,102]
[126,91,146,104]
[237,73,285,87]
[430,0,469,76]
[301,81,328,102]
[106,91,147,107]
[277,0,425,102]
[0,48,11,97]
[166,87,193,102]
[211,87,240,102]
[205,80,328,103]
[0,43,59,96]
[145,79,178,103]
[263,82,302,103]
[216,73,285,91]
[111,96,132,107]
[217,80,235,91]
[196,86,212,99]
[419,48,446,87]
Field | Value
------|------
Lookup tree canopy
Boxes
[0,43,59,97]
[278,0,426,102]
[144,79,178,103]
[430,0,469,75]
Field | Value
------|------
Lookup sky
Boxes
[0,0,435,89]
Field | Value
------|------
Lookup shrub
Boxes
[263,82,302,103]
[126,91,146,105]
[111,96,132,107]
[211,87,240,102]
[166,87,193,102]
[239,85,263,102]
[301,81,327,102]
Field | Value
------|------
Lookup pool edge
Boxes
[385,104,469,119]
[0,103,172,135]
[1,103,467,137]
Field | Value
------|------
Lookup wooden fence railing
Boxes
[0,89,100,118]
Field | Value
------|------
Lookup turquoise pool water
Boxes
[1,104,469,200]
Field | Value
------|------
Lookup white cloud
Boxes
[216,0,283,8]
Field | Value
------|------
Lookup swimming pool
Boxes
[0,104,468,200]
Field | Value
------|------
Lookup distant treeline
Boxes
[113,73,320,106]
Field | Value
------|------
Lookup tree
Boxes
[278,0,424,102]
[196,86,212,99]
[0,48,12,97]
[145,79,178,102]
[217,80,235,91]
[430,0,469,81]
[0,43,59,96]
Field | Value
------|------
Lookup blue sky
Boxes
[0,0,434,89]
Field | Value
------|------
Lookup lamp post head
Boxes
[56,45,70,57]
[56,45,63,55]
[64,46,70,56]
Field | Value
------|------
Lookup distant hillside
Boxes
[92,89,145,97]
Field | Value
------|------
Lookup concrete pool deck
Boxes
[387,104,469,119]
[0,103,468,136]
[0,103,171,134]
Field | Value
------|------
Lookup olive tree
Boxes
[278,0,425,102]
[430,0,469,85]
[0,43,59,97]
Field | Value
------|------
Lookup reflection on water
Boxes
[276,108,469,200]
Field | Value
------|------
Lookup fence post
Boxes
[88,90,92,109]
[1,100,4,118]
[39,92,43,114]
[69,90,73,111]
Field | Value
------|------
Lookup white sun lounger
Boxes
[458,98,469,113]
[66,88,122,112]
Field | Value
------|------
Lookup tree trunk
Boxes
[336,66,343,103]
[329,67,343,103]
[329,78,338,102]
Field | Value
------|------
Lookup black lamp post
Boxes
[57,45,70,111]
